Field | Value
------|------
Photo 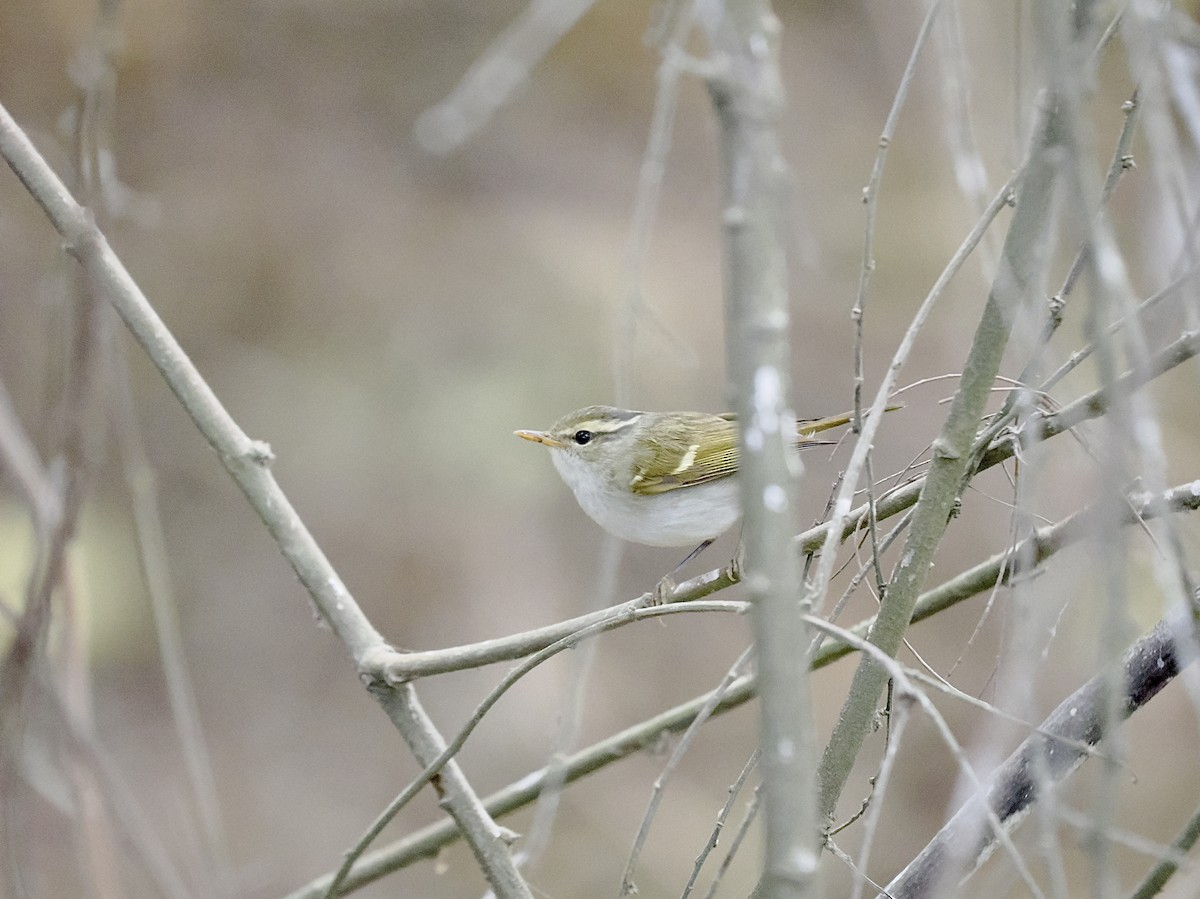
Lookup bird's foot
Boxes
[651,574,676,606]
[726,542,745,582]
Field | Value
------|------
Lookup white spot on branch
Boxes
[753,365,783,433]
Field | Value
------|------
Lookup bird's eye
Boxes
[573,430,592,445]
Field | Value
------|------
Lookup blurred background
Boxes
[2,1,1200,896]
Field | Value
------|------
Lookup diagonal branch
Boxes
[881,599,1200,897]
[817,98,1067,821]
[0,99,531,899]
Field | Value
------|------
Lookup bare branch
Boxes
[0,100,531,899]
[703,4,817,892]
[881,601,1200,898]
[818,99,1069,821]
[300,478,1200,895]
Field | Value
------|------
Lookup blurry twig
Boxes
[615,3,701,402]
[681,748,759,899]
[1040,260,1200,394]
[817,100,1064,824]
[1009,89,1141,395]
[0,99,532,899]
[414,0,597,154]
[702,784,760,899]
[1128,802,1200,899]
[110,350,232,883]
[933,1,1000,276]
[0,255,102,733]
[620,645,754,897]
[881,601,1200,898]
[0,338,179,897]
[76,0,232,885]
[36,672,192,897]
[0,380,58,526]
[850,1,942,617]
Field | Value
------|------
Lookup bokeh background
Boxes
[2,1,1200,896]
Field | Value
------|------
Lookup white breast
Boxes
[550,448,741,547]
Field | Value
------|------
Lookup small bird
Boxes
[515,405,871,549]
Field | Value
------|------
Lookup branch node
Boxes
[61,206,99,259]
[1047,293,1066,324]
[245,439,275,467]
[931,436,960,461]
[360,645,411,685]
[947,498,962,521]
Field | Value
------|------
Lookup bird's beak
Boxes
[514,429,564,448]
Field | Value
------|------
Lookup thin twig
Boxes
[681,748,760,899]
[848,3,942,613]
[852,0,942,425]
[620,645,754,897]
[881,602,1200,898]
[414,0,599,154]
[804,169,1020,627]
[324,600,747,899]
[804,617,1044,898]
[0,99,532,899]
[817,100,1064,822]
[1127,801,1200,899]
[1039,260,1200,394]
[702,785,761,899]
[848,704,912,899]
[1009,89,1141,394]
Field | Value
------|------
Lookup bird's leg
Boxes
[651,538,714,606]
[725,539,744,582]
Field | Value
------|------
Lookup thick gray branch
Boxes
[704,2,819,895]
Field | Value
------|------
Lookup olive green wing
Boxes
[629,413,740,496]
[628,405,902,496]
